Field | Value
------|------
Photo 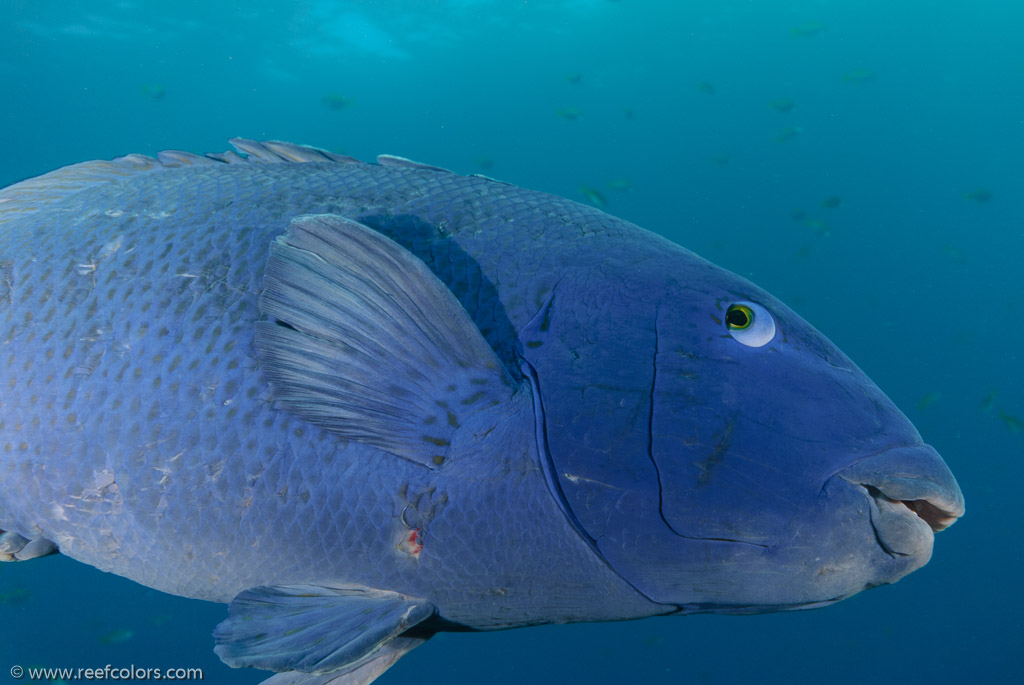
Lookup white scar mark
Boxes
[562,473,623,490]
[76,234,129,276]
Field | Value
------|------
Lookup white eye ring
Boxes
[725,300,776,347]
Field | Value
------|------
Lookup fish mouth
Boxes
[837,444,965,558]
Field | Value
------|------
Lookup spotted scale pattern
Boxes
[0,142,661,625]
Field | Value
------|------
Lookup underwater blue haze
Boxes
[0,0,1020,683]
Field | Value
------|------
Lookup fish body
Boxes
[0,140,964,683]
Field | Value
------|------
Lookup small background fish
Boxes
[1,1,1020,683]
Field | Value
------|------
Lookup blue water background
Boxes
[1,1,1020,682]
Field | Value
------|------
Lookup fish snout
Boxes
[837,444,965,558]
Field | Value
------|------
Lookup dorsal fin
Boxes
[226,139,363,165]
[0,140,452,226]
[229,138,312,163]
[376,155,454,173]
[0,153,164,223]
[156,150,218,167]
[262,141,349,163]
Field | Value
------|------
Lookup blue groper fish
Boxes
[0,140,964,683]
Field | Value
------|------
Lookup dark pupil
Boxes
[726,307,750,328]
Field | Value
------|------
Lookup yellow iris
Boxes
[726,304,754,330]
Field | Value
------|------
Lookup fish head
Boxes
[537,251,965,613]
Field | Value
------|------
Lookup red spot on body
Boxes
[399,528,423,558]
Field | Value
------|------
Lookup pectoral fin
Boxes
[214,584,434,683]
[255,214,516,468]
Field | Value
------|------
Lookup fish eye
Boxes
[725,301,776,347]
[726,304,754,330]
